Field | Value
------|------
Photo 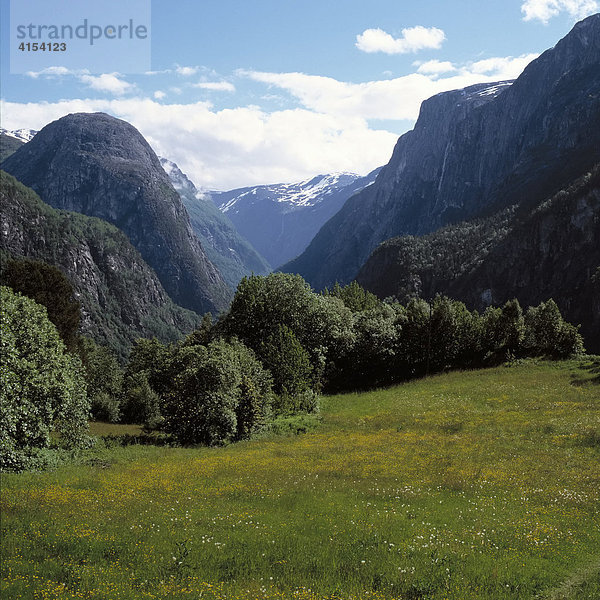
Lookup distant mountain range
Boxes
[212,169,381,268]
[0,128,37,143]
[1,15,598,353]
[160,158,271,288]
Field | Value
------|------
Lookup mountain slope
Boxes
[0,172,200,360]
[0,133,25,162]
[160,158,271,288]
[283,14,600,289]
[1,113,231,314]
[357,165,600,352]
[213,169,381,267]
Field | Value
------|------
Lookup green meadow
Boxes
[1,359,599,600]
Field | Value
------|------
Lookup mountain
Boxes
[357,165,600,351]
[160,158,271,288]
[0,172,200,360]
[1,113,231,315]
[0,128,38,143]
[0,134,25,163]
[213,169,381,268]
[283,14,600,289]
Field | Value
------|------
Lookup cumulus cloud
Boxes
[175,65,200,76]
[23,68,136,96]
[521,0,598,23]
[240,54,538,121]
[356,26,446,54]
[415,60,456,75]
[25,66,86,78]
[79,73,136,95]
[0,98,397,190]
[2,52,540,189]
[192,81,236,92]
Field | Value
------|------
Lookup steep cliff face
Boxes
[0,172,200,359]
[1,113,231,314]
[357,165,600,352]
[213,169,381,268]
[284,14,600,289]
[160,158,271,288]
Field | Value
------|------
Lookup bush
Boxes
[524,299,585,357]
[79,337,123,422]
[162,339,273,445]
[0,286,90,471]
[120,371,162,429]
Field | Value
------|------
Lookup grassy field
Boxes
[1,359,599,600]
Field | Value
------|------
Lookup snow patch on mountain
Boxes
[0,128,38,142]
[218,172,362,214]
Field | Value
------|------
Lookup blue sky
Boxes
[1,0,598,189]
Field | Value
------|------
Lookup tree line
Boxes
[1,261,585,471]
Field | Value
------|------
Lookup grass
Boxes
[1,359,599,599]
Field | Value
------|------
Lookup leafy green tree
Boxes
[79,337,123,422]
[1,257,81,352]
[183,313,214,347]
[125,337,172,397]
[120,371,162,428]
[395,298,430,377]
[220,273,353,390]
[497,299,525,355]
[324,281,381,312]
[260,324,313,396]
[0,286,90,471]
[162,339,273,445]
[331,303,402,391]
[524,299,584,357]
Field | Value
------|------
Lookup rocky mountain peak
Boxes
[2,112,231,314]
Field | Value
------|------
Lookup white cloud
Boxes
[79,73,136,96]
[192,81,236,92]
[415,60,456,75]
[240,54,537,121]
[25,66,86,78]
[521,0,598,23]
[2,52,540,190]
[175,65,200,76]
[356,26,446,54]
[0,98,397,190]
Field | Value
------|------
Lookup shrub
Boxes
[120,371,162,429]
[0,286,90,471]
[79,337,122,422]
[162,339,273,445]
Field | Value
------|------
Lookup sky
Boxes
[1,0,598,190]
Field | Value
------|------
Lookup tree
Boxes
[220,273,353,390]
[324,281,381,312]
[161,339,273,445]
[2,257,81,352]
[260,324,312,396]
[524,299,584,357]
[0,286,90,471]
[183,313,214,347]
[79,337,123,422]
